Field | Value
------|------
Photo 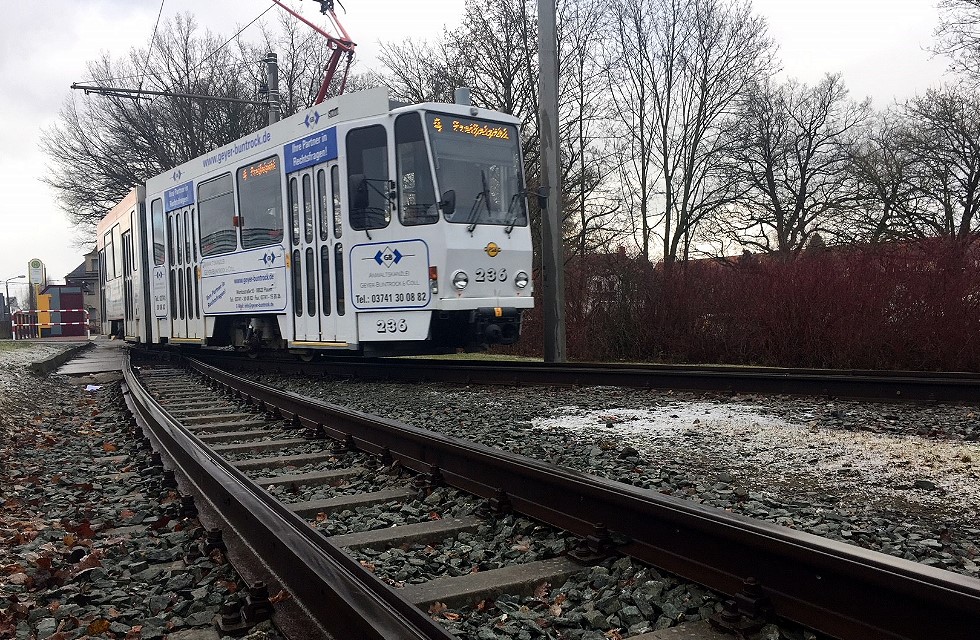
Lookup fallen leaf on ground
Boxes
[268,590,291,604]
[87,619,111,634]
[428,602,447,615]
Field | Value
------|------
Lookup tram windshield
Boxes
[424,112,527,229]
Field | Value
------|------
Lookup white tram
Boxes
[96,88,534,355]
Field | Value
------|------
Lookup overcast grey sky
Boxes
[0,0,951,300]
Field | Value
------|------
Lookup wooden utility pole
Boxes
[538,0,566,362]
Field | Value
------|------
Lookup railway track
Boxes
[123,351,980,639]
[191,350,980,403]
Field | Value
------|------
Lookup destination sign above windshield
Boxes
[429,115,511,141]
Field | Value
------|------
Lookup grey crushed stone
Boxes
[244,373,854,639]
[0,342,285,640]
[259,374,980,580]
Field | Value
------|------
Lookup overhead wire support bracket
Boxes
[70,83,269,106]
[269,0,356,103]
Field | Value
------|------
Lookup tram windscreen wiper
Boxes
[504,192,523,234]
[466,169,492,233]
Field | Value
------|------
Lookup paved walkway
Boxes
[55,336,127,381]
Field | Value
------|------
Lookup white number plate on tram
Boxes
[357,311,431,341]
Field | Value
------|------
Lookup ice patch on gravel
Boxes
[532,402,794,436]
[533,401,980,518]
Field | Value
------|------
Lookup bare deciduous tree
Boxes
[374,0,541,206]
[42,15,261,232]
[558,0,625,260]
[846,109,924,243]
[375,37,465,105]
[605,0,661,263]
[900,86,980,239]
[933,0,980,83]
[376,0,625,261]
[721,74,870,256]
[608,0,775,265]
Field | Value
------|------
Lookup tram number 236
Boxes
[475,268,507,282]
[376,318,409,333]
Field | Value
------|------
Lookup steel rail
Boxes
[190,351,980,403]
[121,354,457,640]
[187,355,980,640]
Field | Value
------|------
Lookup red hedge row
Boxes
[508,240,980,371]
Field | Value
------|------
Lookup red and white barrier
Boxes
[13,309,91,340]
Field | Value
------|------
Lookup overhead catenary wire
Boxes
[193,4,277,78]
[73,3,277,104]
[137,0,167,94]
[78,60,254,87]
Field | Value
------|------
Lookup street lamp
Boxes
[5,275,25,319]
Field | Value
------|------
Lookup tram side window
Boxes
[238,156,284,249]
[303,174,314,243]
[112,225,123,280]
[198,174,236,256]
[317,169,329,241]
[191,209,198,262]
[174,215,183,265]
[289,177,300,244]
[395,113,437,225]
[346,125,390,231]
[129,210,138,272]
[166,206,175,265]
[183,211,191,264]
[320,245,331,316]
[331,165,342,239]
[103,231,115,280]
[334,243,345,316]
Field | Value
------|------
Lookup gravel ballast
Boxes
[0,343,283,640]
[254,373,980,579]
[6,341,973,640]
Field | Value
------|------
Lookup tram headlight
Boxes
[452,270,469,290]
[514,270,529,289]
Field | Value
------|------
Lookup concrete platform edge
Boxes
[28,341,94,376]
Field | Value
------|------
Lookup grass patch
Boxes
[0,341,31,352]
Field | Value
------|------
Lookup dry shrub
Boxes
[505,239,980,371]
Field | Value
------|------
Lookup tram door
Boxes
[167,205,200,340]
[288,162,341,344]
